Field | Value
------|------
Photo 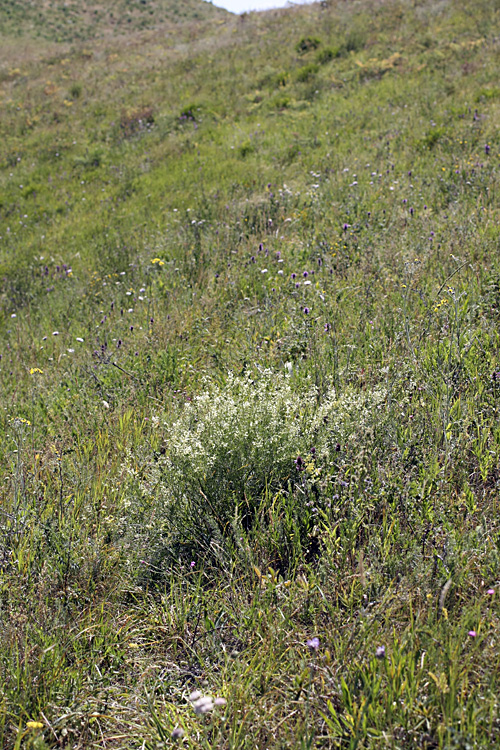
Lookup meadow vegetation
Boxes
[1,0,500,747]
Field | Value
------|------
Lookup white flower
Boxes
[193,696,213,714]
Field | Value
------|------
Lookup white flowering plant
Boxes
[138,370,388,568]
[159,370,315,512]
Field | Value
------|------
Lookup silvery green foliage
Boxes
[312,386,388,460]
[129,371,387,565]
[161,369,316,504]
[148,372,387,504]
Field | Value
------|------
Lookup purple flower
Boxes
[295,455,304,471]
[303,271,309,278]
[485,144,490,154]
[468,630,476,638]
[375,646,385,659]
[487,588,495,595]
[304,307,310,314]
[307,637,320,651]
[343,223,349,231]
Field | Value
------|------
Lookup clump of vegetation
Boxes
[296,35,321,54]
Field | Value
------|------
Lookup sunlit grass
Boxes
[1,0,500,747]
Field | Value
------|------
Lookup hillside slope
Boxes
[1,0,500,748]
[0,0,230,41]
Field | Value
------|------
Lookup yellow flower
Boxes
[151,258,165,266]
[30,368,43,374]
[26,721,44,730]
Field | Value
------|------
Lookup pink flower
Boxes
[307,637,320,651]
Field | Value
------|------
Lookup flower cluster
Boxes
[189,690,226,714]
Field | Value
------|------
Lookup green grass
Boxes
[1,0,500,747]
[0,0,229,41]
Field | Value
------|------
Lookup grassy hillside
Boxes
[0,0,229,41]
[1,0,500,747]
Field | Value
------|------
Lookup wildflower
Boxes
[487,589,495,595]
[29,368,43,374]
[52,331,59,336]
[375,646,386,659]
[11,417,31,426]
[468,630,476,638]
[485,144,490,154]
[192,695,214,714]
[151,258,165,266]
[214,697,227,707]
[295,455,304,471]
[307,637,320,651]
[303,307,310,314]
